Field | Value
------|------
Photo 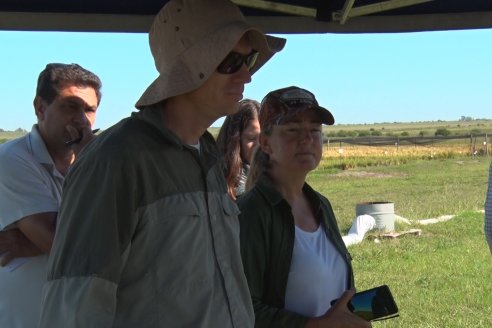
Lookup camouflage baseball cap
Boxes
[259,86,335,128]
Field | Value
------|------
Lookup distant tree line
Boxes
[0,128,28,133]
[459,116,474,122]
[324,128,486,139]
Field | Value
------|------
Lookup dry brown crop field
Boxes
[323,142,472,158]
[317,137,489,172]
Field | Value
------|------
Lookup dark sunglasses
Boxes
[216,50,259,74]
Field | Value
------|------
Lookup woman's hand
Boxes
[305,289,372,328]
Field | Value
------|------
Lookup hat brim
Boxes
[247,29,286,75]
[316,105,335,125]
[135,24,285,109]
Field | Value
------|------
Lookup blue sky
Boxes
[1,28,491,131]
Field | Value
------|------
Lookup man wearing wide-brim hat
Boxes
[39,0,285,327]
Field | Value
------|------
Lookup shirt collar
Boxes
[135,105,215,147]
[134,105,218,158]
[28,124,64,179]
[255,173,322,214]
[29,124,56,166]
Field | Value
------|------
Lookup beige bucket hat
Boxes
[135,0,286,109]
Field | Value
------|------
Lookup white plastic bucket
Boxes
[356,202,395,232]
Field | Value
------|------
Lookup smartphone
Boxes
[331,285,399,322]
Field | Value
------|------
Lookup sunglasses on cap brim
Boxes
[216,50,259,74]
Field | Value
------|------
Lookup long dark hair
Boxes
[245,125,272,192]
[216,99,260,199]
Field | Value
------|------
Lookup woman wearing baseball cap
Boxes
[238,86,371,328]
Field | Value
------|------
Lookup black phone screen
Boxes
[331,285,399,322]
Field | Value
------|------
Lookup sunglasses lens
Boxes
[245,52,259,70]
[217,51,258,74]
[217,52,242,74]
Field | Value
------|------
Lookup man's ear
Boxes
[33,96,46,120]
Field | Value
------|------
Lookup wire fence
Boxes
[326,134,490,156]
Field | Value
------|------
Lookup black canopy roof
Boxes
[1,0,492,34]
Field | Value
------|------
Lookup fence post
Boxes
[485,133,489,156]
[470,134,473,156]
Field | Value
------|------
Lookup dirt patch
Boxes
[331,171,407,178]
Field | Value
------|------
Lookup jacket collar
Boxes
[255,173,321,215]
[134,105,217,154]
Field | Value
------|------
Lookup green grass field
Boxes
[2,122,491,326]
[310,157,489,225]
[308,156,492,327]
[0,130,27,144]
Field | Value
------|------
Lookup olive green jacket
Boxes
[40,106,254,328]
[238,174,354,328]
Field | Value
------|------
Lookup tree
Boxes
[470,128,481,136]
[435,128,451,136]
[14,128,28,134]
